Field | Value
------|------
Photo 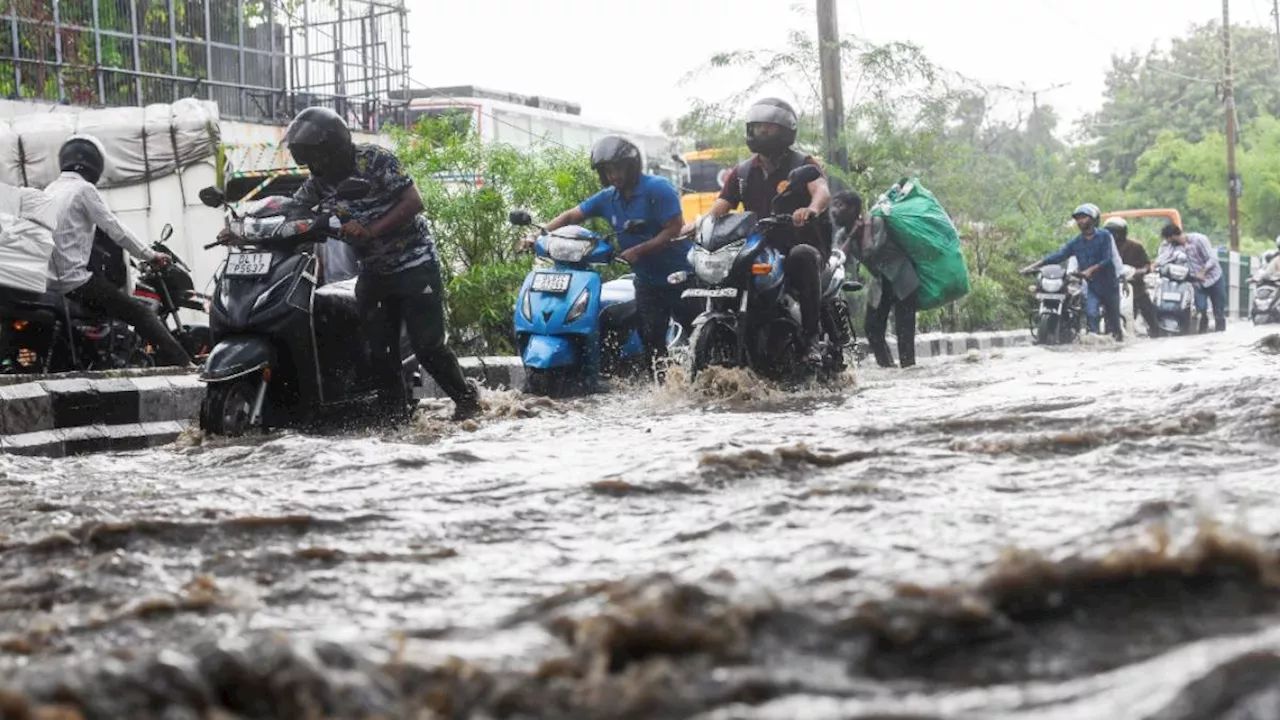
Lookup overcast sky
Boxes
[409,0,1266,137]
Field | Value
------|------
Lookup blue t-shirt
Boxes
[578,174,692,287]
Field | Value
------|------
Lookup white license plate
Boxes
[225,252,272,277]
[1162,292,1183,302]
[531,272,571,294]
[1035,292,1065,301]
[683,287,739,299]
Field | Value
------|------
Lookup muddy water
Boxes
[1,327,1279,719]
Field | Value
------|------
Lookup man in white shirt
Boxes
[45,135,194,368]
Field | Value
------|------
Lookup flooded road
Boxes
[2,326,1279,719]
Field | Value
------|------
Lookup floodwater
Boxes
[1,326,1279,719]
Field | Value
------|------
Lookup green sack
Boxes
[869,177,971,311]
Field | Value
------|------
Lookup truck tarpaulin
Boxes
[0,98,220,190]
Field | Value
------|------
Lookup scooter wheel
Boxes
[200,379,258,437]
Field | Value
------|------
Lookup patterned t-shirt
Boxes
[293,144,435,274]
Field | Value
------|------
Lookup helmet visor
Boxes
[745,103,796,130]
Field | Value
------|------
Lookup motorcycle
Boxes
[676,164,859,381]
[507,210,679,396]
[1029,263,1084,345]
[0,226,204,374]
[130,224,213,362]
[1148,250,1197,336]
[195,179,419,436]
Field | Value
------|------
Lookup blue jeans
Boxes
[1085,284,1123,339]
[1194,275,1228,332]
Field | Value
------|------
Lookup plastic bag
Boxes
[0,182,57,294]
[870,177,970,311]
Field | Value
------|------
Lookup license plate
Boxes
[1162,292,1183,302]
[531,272,571,294]
[683,287,738,299]
[1035,292,1065,301]
[225,252,272,277]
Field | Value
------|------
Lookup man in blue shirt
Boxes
[1021,203,1124,340]
[528,136,694,382]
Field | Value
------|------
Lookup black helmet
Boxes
[745,98,798,157]
[590,135,642,190]
[59,135,106,185]
[284,106,355,180]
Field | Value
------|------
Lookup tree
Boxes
[1083,21,1280,183]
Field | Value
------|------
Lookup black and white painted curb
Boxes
[0,331,1032,457]
[0,374,203,457]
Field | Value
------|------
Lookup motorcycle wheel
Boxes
[1036,314,1059,345]
[200,378,258,437]
[688,321,737,380]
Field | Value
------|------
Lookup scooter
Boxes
[1249,257,1280,325]
[1149,250,1197,336]
[676,164,859,381]
[195,180,418,436]
[0,227,202,373]
[507,210,679,396]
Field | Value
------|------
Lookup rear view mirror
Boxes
[786,164,822,187]
[198,186,225,208]
[160,224,174,243]
[509,210,533,227]
[335,178,372,201]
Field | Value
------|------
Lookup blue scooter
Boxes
[508,210,679,396]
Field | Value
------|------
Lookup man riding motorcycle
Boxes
[1103,216,1162,338]
[524,135,694,385]
[284,107,480,422]
[44,135,194,368]
[679,98,833,365]
[1021,203,1123,341]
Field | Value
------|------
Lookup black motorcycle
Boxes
[196,180,418,436]
[1028,263,1084,345]
[130,224,213,363]
[0,226,205,374]
[678,164,861,381]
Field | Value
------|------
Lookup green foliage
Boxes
[393,117,605,355]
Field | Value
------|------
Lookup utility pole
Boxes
[1273,0,1280,74]
[816,0,849,172]
[1224,0,1241,252]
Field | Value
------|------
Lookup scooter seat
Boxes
[313,278,360,321]
[600,300,637,331]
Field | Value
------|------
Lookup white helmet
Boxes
[1103,216,1127,230]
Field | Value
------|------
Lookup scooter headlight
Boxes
[547,237,594,263]
[1165,264,1190,281]
[566,287,591,323]
[521,290,533,322]
[230,215,286,240]
[689,242,741,285]
[1040,277,1063,293]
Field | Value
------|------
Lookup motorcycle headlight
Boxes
[1166,265,1189,281]
[547,237,594,263]
[689,242,742,285]
[1040,277,1063,293]
[566,287,590,323]
[521,290,533,321]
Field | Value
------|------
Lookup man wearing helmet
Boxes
[679,98,833,365]
[1103,216,1162,338]
[1155,223,1226,333]
[285,106,480,421]
[1021,203,1124,340]
[527,135,694,384]
[44,135,194,368]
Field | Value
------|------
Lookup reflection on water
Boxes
[1,328,1279,718]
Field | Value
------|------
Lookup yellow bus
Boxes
[680,148,736,222]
